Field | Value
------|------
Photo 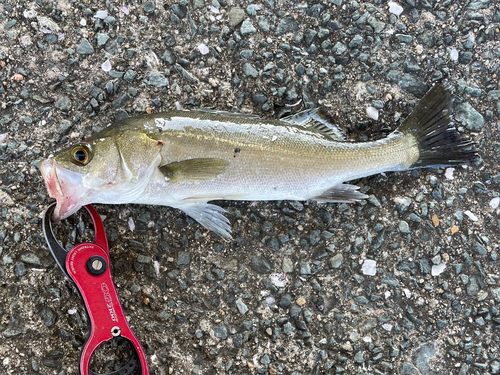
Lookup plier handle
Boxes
[43,203,149,375]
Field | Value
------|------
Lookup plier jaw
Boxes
[43,203,149,375]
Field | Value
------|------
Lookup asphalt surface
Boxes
[0,1,498,375]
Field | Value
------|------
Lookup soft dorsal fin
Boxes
[280,108,347,142]
[159,158,229,182]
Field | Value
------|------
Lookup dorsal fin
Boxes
[280,108,347,142]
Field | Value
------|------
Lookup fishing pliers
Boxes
[43,203,149,375]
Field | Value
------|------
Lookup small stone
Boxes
[249,256,271,274]
[228,7,245,28]
[40,308,57,327]
[296,297,306,306]
[458,51,473,65]
[171,4,187,18]
[143,1,155,14]
[175,64,197,83]
[388,2,404,15]
[455,102,484,131]
[76,39,94,55]
[54,96,72,112]
[240,20,256,35]
[399,220,410,233]
[332,42,347,55]
[177,251,191,266]
[348,35,363,48]
[123,70,137,82]
[235,299,248,314]
[367,16,385,33]
[213,326,228,339]
[275,17,298,36]
[96,33,109,46]
[14,262,27,278]
[144,72,169,87]
[431,263,446,276]
[280,294,292,308]
[328,254,343,269]
[361,259,376,276]
[243,63,258,78]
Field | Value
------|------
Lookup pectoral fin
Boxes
[174,202,232,239]
[312,184,369,203]
[160,158,229,182]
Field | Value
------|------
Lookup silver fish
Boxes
[39,85,477,238]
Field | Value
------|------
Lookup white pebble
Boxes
[444,167,455,180]
[366,106,379,120]
[210,5,219,13]
[128,217,135,232]
[154,260,160,277]
[464,210,478,221]
[3,357,10,366]
[120,6,130,15]
[101,59,112,72]
[382,324,393,332]
[94,10,108,19]
[388,2,404,15]
[363,336,372,343]
[80,18,87,26]
[431,263,446,276]
[0,133,6,144]
[393,196,412,207]
[490,197,500,209]
[270,273,288,288]
[450,49,459,61]
[198,43,210,55]
[68,308,77,315]
[361,259,377,276]
[403,288,411,298]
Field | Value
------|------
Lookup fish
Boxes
[39,85,477,239]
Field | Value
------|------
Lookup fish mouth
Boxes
[39,159,88,221]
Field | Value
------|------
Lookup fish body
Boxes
[40,85,477,238]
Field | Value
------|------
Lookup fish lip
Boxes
[39,159,87,221]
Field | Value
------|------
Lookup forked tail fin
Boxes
[398,85,478,168]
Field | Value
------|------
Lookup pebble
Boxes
[242,63,258,78]
[296,297,306,306]
[235,299,248,314]
[240,20,257,35]
[431,263,446,276]
[361,260,376,276]
[490,197,500,209]
[228,7,245,28]
[455,102,484,131]
[249,256,271,274]
[54,96,72,112]
[76,38,94,55]
[328,254,343,269]
[144,1,155,14]
[275,17,298,36]
[213,326,228,339]
[96,33,109,46]
[145,72,169,87]
[388,2,404,15]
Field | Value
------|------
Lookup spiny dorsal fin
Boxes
[280,108,347,142]
[160,158,229,182]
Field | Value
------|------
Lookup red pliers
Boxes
[43,203,149,375]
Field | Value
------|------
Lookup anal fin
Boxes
[312,184,369,203]
[175,202,232,239]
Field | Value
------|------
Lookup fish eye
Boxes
[71,144,92,166]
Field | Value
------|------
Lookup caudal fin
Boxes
[398,85,478,168]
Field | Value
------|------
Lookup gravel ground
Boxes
[0,0,498,374]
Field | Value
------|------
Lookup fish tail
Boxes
[398,84,478,168]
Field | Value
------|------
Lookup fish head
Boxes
[40,131,162,221]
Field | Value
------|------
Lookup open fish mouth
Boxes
[39,159,88,221]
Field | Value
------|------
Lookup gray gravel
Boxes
[0,1,498,375]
